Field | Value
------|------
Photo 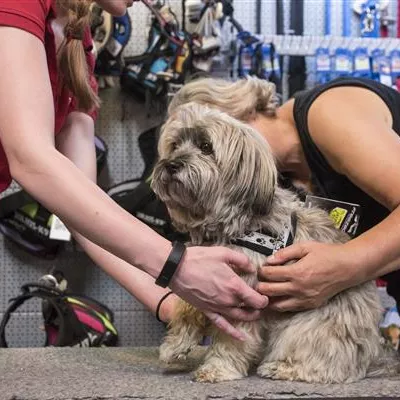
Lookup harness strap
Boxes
[231,212,297,256]
[0,191,35,219]
[0,287,66,348]
[0,283,87,348]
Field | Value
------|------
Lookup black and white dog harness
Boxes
[231,213,297,256]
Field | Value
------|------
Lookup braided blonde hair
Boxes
[168,76,279,121]
[56,0,100,112]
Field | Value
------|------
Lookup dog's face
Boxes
[151,103,277,237]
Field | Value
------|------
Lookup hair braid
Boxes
[56,0,100,112]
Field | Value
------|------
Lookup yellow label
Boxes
[329,207,348,229]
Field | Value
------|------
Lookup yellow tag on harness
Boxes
[329,207,348,230]
[304,195,361,237]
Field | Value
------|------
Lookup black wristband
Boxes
[155,241,186,288]
[155,291,174,323]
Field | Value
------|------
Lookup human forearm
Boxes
[75,234,176,320]
[257,206,400,311]
[342,205,400,283]
[55,113,177,321]
[11,148,171,278]
[0,27,168,277]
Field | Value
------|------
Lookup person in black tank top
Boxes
[292,77,400,311]
[170,76,400,318]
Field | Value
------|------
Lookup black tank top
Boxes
[293,77,400,235]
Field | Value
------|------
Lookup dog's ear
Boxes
[222,125,277,216]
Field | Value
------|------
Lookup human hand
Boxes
[169,246,269,341]
[257,241,357,312]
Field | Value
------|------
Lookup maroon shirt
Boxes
[0,0,98,192]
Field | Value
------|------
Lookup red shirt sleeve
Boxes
[0,0,52,42]
[0,1,98,122]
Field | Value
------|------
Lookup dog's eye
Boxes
[200,141,213,155]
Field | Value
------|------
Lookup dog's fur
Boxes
[151,103,386,384]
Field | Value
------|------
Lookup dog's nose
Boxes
[165,160,183,174]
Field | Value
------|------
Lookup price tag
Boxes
[49,215,71,242]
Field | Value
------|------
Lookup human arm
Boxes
[0,27,171,277]
[258,86,400,311]
[0,27,267,336]
[56,111,179,322]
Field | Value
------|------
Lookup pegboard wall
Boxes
[0,0,397,348]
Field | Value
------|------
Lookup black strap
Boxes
[155,241,186,288]
[0,283,106,348]
[156,291,174,323]
[255,0,262,34]
[288,0,306,97]
[287,212,297,247]
[138,126,160,180]
[231,213,297,257]
[0,191,35,219]
[109,179,158,215]
[276,0,284,34]
[232,237,275,256]
[275,0,284,94]
[35,204,52,224]
[290,0,304,35]
[181,0,186,31]
[137,34,166,82]
[0,285,67,348]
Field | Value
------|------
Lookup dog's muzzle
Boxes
[165,160,184,175]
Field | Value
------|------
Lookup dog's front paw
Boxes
[257,361,299,381]
[193,364,244,383]
[159,341,191,364]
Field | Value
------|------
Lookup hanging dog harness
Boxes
[231,212,297,256]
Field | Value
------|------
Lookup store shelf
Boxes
[263,34,400,56]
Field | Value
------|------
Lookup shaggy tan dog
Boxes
[151,103,385,384]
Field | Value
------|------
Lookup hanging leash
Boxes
[140,0,184,46]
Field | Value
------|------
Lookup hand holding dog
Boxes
[170,246,269,340]
[258,241,359,311]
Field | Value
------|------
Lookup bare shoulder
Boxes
[305,85,393,173]
[304,85,400,210]
[308,85,393,132]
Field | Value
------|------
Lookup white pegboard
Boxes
[304,0,325,36]
[124,2,153,56]
[225,0,254,34]
[261,0,276,36]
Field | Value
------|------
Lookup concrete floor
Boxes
[1,347,400,400]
